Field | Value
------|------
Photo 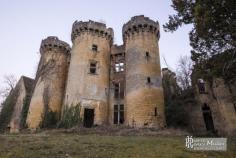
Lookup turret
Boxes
[123,15,165,128]
[26,36,70,129]
[64,20,113,127]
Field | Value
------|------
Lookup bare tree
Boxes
[176,55,193,90]
[0,74,17,103]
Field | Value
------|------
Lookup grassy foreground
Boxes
[0,133,235,158]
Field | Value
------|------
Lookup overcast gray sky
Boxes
[0,0,192,101]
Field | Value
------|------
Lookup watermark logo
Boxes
[185,136,227,151]
[185,136,194,149]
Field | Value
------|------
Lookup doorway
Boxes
[202,104,215,132]
[83,108,94,128]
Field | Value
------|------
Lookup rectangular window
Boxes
[154,107,157,116]
[89,61,97,74]
[198,79,205,93]
[147,77,151,84]
[115,62,124,72]
[114,104,124,124]
[114,83,119,98]
[114,83,124,99]
[92,44,98,51]
[145,51,150,60]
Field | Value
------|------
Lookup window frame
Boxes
[114,62,124,73]
[114,104,124,125]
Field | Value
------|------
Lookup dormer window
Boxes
[92,44,98,52]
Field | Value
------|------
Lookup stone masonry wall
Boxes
[123,16,165,128]
[63,21,113,125]
[26,37,70,129]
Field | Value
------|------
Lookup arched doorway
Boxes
[202,103,215,132]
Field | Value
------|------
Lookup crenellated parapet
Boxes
[71,20,114,43]
[122,15,160,42]
[40,36,71,54]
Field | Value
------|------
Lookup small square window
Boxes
[115,62,124,72]
[92,44,98,51]
[89,62,97,74]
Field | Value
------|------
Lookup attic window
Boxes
[92,44,98,51]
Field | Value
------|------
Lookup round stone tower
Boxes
[123,15,165,128]
[64,20,113,126]
[27,36,70,129]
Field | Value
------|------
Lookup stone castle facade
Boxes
[23,15,165,130]
[4,15,235,136]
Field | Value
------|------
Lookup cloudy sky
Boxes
[0,0,192,101]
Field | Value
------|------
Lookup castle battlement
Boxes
[122,15,160,41]
[40,36,71,54]
[71,20,114,42]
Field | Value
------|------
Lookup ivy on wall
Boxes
[20,95,31,129]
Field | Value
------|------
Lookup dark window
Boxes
[147,77,151,84]
[114,83,119,98]
[92,44,98,51]
[114,104,124,124]
[198,79,205,93]
[145,52,150,60]
[89,62,97,74]
[114,83,124,99]
[234,104,236,113]
[154,107,157,116]
[115,62,124,72]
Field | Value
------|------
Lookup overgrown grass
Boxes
[0,133,235,158]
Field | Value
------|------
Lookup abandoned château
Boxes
[18,15,164,130]
[4,15,236,136]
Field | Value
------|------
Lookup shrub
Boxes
[57,103,81,129]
